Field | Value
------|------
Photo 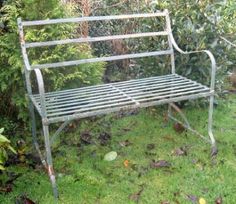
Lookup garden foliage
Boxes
[0,128,16,170]
[0,0,105,125]
[0,0,236,129]
[90,0,236,86]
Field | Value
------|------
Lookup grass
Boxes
[0,95,236,203]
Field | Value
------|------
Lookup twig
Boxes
[220,36,236,48]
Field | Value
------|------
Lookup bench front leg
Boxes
[33,69,59,198]
[170,34,217,154]
[43,124,58,199]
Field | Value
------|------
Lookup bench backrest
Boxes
[17,9,175,74]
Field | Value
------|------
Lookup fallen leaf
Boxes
[199,197,206,204]
[15,195,36,204]
[172,147,187,156]
[173,122,185,133]
[187,194,198,203]
[129,185,144,203]
[80,131,92,144]
[150,160,171,168]
[161,201,170,204]
[215,197,223,204]
[124,160,129,167]
[104,151,117,161]
[0,184,12,193]
[98,132,111,146]
[119,140,132,147]
[147,143,155,150]
[24,197,36,204]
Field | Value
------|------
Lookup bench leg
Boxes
[168,99,217,156]
[42,124,59,200]
[29,102,47,168]
[208,95,217,156]
[168,103,190,128]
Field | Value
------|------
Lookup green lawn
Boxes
[0,95,236,204]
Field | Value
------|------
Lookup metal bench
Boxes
[17,10,216,199]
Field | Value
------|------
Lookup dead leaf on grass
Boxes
[80,131,92,144]
[15,194,36,204]
[119,140,132,147]
[215,197,223,204]
[171,147,187,156]
[129,185,144,203]
[0,184,12,193]
[146,143,155,150]
[98,132,111,146]
[123,160,129,167]
[173,122,185,133]
[150,160,171,169]
[187,194,198,203]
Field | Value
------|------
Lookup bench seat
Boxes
[30,74,212,123]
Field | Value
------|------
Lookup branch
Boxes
[220,36,236,48]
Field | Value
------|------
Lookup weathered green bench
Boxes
[17,10,216,199]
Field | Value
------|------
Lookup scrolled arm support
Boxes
[33,69,47,118]
[170,33,216,91]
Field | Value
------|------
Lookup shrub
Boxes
[89,0,236,88]
[0,128,16,170]
[0,0,105,125]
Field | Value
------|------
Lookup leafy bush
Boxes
[0,0,105,124]
[89,0,235,87]
[0,128,16,170]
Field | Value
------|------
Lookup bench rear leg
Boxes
[42,124,58,199]
[208,95,217,156]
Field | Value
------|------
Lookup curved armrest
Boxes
[170,33,216,91]
[34,69,47,117]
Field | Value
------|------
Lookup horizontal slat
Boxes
[42,79,191,105]
[46,87,209,117]
[29,74,212,122]
[31,50,173,69]
[42,80,195,109]
[25,31,169,48]
[22,12,167,26]
[47,100,135,117]
[45,83,203,112]
[33,74,178,99]
[47,91,212,124]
